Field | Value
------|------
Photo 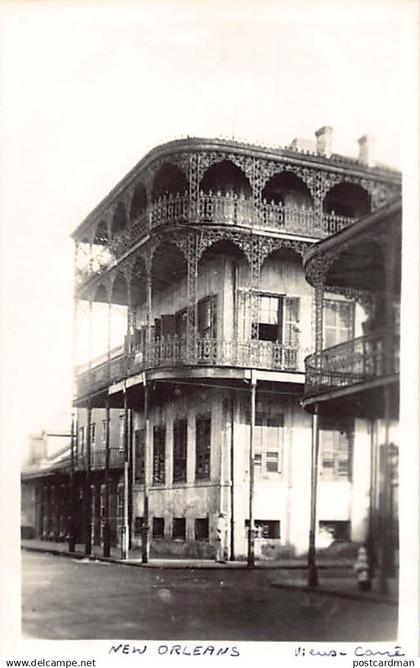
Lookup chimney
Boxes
[358,135,374,167]
[315,126,333,157]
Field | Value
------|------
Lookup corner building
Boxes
[72,131,401,560]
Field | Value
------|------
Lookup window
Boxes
[134,429,145,483]
[152,517,165,539]
[245,519,280,539]
[323,299,353,348]
[101,419,107,445]
[119,415,125,451]
[254,410,284,477]
[172,518,186,539]
[78,426,85,456]
[319,520,350,542]
[153,425,166,484]
[89,423,96,447]
[319,416,352,480]
[175,308,187,337]
[198,295,217,338]
[173,418,187,482]
[195,414,211,480]
[256,294,300,345]
[194,518,209,541]
[134,516,144,536]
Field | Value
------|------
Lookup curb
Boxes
[21,545,352,571]
[271,582,398,606]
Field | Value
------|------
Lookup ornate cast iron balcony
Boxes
[76,336,303,398]
[304,329,399,399]
[75,193,355,289]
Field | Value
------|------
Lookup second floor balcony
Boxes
[76,336,305,399]
[303,328,399,401]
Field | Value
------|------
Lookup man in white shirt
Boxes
[215,512,227,563]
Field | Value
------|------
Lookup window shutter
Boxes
[161,314,176,337]
[284,297,300,346]
[210,295,217,338]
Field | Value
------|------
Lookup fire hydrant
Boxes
[354,545,371,591]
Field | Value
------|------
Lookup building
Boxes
[26,129,401,563]
[21,423,72,540]
[301,198,401,591]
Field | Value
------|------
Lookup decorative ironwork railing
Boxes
[75,448,125,471]
[75,193,356,288]
[76,336,303,398]
[304,329,399,398]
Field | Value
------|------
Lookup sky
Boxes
[0,0,414,457]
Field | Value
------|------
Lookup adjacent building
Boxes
[302,198,401,590]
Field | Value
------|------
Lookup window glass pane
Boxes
[324,302,337,326]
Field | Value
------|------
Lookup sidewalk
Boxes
[21,538,352,568]
[21,538,398,605]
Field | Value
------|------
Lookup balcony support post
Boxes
[146,262,152,350]
[68,411,77,552]
[142,376,150,563]
[186,233,198,361]
[121,387,130,560]
[379,386,392,595]
[308,402,320,588]
[247,371,256,568]
[103,397,111,557]
[314,287,324,354]
[367,418,378,582]
[85,402,92,556]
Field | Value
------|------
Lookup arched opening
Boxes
[257,248,303,362]
[262,172,313,208]
[151,242,187,340]
[91,283,109,361]
[200,160,252,197]
[198,240,250,342]
[323,182,371,218]
[91,221,111,273]
[110,272,128,351]
[325,240,386,339]
[111,202,128,237]
[152,163,188,201]
[130,182,147,222]
[130,256,148,351]
[75,233,92,280]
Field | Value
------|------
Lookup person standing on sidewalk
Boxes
[215,512,227,563]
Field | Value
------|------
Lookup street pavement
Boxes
[22,551,398,642]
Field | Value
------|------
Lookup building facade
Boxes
[302,198,401,590]
[27,129,401,561]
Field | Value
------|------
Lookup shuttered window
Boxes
[134,428,145,483]
[173,418,187,482]
[319,416,353,480]
[153,426,166,484]
[195,414,211,480]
